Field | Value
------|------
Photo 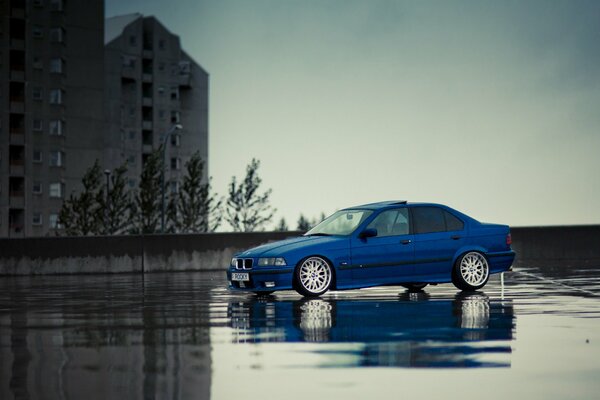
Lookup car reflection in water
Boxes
[228,292,515,368]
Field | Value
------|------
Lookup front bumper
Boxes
[226,266,295,292]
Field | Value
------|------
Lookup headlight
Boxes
[231,258,238,267]
[258,257,287,266]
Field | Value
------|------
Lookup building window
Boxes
[50,0,64,12]
[32,213,43,226]
[50,27,65,43]
[33,87,43,100]
[33,150,43,163]
[49,151,64,167]
[49,214,61,229]
[33,26,43,38]
[49,120,64,135]
[33,119,43,132]
[179,61,190,75]
[170,157,181,170]
[170,180,179,193]
[50,58,63,74]
[127,155,135,166]
[33,57,43,69]
[129,35,137,46]
[49,89,63,104]
[158,86,165,96]
[128,130,135,140]
[33,181,43,194]
[171,111,180,123]
[170,134,180,147]
[170,87,179,100]
[158,110,165,119]
[49,183,63,198]
[128,179,136,188]
[158,62,165,71]
[158,39,165,50]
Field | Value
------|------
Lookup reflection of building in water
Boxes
[227,293,515,368]
[0,275,212,400]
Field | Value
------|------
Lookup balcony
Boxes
[9,132,24,145]
[9,164,24,176]
[178,73,191,87]
[122,65,137,81]
[8,208,25,238]
[10,101,24,113]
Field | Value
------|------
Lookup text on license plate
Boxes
[232,272,249,281]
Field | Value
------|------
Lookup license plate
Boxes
[232,272,249,281]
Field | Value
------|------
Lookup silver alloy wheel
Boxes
[299,257,332,294]
[459,252,489,286]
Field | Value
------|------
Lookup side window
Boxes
[444,210,464,231]
[367,209,409,237]
[412,207,445,234]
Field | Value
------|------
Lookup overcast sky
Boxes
[107,0,600,229]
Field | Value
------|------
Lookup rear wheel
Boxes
[452,251,489,291]
[400,283,428,292]
[295,256,333,297]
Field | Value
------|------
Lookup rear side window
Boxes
[412,207,445,234]
[444,211,464,231]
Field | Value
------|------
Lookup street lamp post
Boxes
[161,124,183,233]
[104,169,111,234]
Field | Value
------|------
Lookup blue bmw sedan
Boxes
[227,201,515,297]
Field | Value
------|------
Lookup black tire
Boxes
[400,283,428,292]
[294,256,333,297]
[452,251,490,291]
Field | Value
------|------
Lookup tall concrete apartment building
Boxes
[104,14,208,195]
[0,0,105,237]
[0,4,209,237]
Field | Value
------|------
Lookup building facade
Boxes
[104,14,208,195]
[0,0,105,237]
[0,5,209,237]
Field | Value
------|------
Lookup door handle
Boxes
[400,239,412,245]
[450,235,461,240]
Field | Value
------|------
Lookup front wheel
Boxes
[452,251,490,291]
[295,256,333,297]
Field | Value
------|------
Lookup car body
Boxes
[227,201,515,296]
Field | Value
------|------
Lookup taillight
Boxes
[506,233,512,245]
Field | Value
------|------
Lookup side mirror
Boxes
[359,228,377,239]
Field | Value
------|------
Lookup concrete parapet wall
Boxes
[0,232,300,275]
[0,226,599,275]
[511,225,600,267]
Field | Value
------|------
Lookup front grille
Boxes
[236,258,253,270]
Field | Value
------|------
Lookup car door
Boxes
[350,208,415,284]
[410,206,466,279]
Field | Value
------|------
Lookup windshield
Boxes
[305,210,373,236]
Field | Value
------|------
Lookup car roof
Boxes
[344,200,407,210]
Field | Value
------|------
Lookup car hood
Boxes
[235,235,346,258]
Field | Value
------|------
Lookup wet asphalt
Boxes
[1,264,599,399]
